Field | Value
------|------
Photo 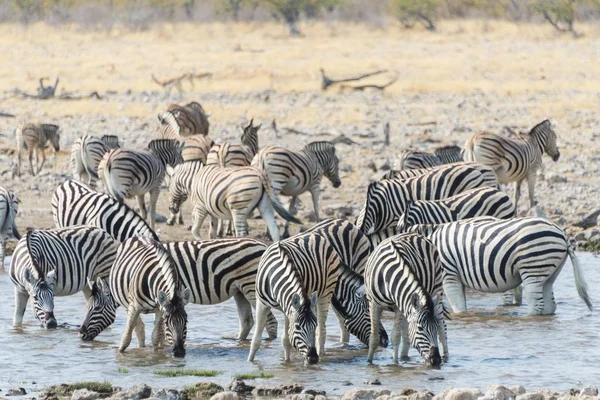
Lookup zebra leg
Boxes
[542,261,564,315]
[310,188,321,223]
[367,302,383,363]
[527,173,537,208]
[152,310,165,350]
[282,196,298,239]
[513,285,523,306]
[148,188,160,231]
[233,292,254,340]
[13,288,29,327]
[244,289,278,339]
[391,311,402,363]
[513,180,522,214]
[191,206,209,240]
[248,299,270,362]
[17,149,22,177]
[209,216,219,239]
[522,279,545,315]
[438,318,449,360]
[332,307,350,344]
[443,278,467,313]
[39,148,46,173]
[316,297,330,356]
[177,210,184,225]
[400,315,410,359]
[257,197,281,242]
[136,195,147,220]
[120,307,142,353]
[0,239,5,270]
[134,316,146,348]
[28,148,35,176]
[232,211,248,237]
[282,315,292,362]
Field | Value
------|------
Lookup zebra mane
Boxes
[25,229,44,279]
[276,242,309,302]
[304,141,335,154]
[148,139,180,149]
[528,119,552,135]
[148,238,181,299]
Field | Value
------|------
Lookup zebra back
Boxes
[182,135,214,163]
[52,180,158,242]
[434,145,463,164]
[101,135,121,149]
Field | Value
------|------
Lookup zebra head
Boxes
[359,182,395,235]
[333,265,388,347]
[406,293,442,367]
[532,120,560,162]
[43,124,61,152]
[289,292,319,365]
[79,278,117,341]
[24,231,57,329]
[241,119,261,156]
[305,142,341,188]
[158,287,191,358]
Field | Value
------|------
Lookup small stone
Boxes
[398,390,416,396]
[252,384,303,397]
[210,392,245,400]
[484,385,515,400]
[580,386,598,396]
[302,389,326,396]
[366,162,377,172]
[71,389,100,400]
[364,380,381,386]
[574,209,600,229]
[515,394,543,400]
[433,388,483,400]
[190,383,224,399]
[227,379,254,394]
[510,387,526,396]
[547,175,567,184]
[7,388,27,396]
[409,392,434,400]
[342,382,353,387]
[341,388,391,400]
[151,388,184,400]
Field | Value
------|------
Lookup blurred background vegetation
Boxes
[1,0,599,35]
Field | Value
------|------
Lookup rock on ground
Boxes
[483,385,515,400]
[209,391,245,400]
[341,388,392,400]
[110,384,151,400]
[252,383,304,397]
[150,388,185,400]
[71,389,100,400]
[434,388,484,400]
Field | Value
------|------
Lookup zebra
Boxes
[16,122,60,176]
[248,232,342,364]
[71,135,120,187]
[357,163,500,235]
[252,141,342,237]
[381,161,497,184]
[79,238,279,342]
[206,119,261,168]
[109,237,190,357]
[99,139,182,230]
[157,101,210,139]
[182,135,215,163]
[463,120,560,210]
[52,180,158,242]
[10,226,118,329]
[365,233,446,366]
[166,160,201,226]
[301,218,388,348]
[411,217,592,315]
[0,187,20,269]
[186,164,301,241]
[396,187,516,232]
[396,145,463,170]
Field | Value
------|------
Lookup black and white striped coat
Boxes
[248,232,342,364]
[252,141,341,237]
[464,120,560,209]
[109,237,191,357]
[381,162,497,183]
[70,135,120,188]
[16,122,60,176]
[302,218,388,348]
[188,164,300,241]
[0,187,20,269]
[99,139,182,230]
[413,217,592,315]
[166,160,202,226]
[357,163,500,235]
[396,187,516,231]
[181,135,214,163]
[365,233,446,366]
[397,145,463,170]
[9,226,118,329]
[52,180,158,242]
[157,101,210,139]
[206,119,260,168]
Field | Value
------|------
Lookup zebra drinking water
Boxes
[0,187,20,269]
[109,237,191,357]
[412,217,592,315]
[10,226,118,329]
[463,120,560,210]
[365,233,446,366]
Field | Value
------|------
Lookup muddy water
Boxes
[0,253,598,396]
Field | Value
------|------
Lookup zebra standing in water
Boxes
[0,187,20,269]
[186,164,301,241]
[365,233,446,366]
[109,237,190,357]
[71,135,121,188]
[52,180,158,242]
[357,163,500,235]
[412,217,592,315]
[206,119,261,167]
[397,145,463,170]
[301,218,388,348]
[248,232,342,364]
[99,139,182,230]
[181,135,214,163]
[10,226,118,329]
[464,120,560,210]
[80,238,279,342]
[158,101,210,138]
[16,122,61,176]
[252,141,342,237]
[396,187,516,231]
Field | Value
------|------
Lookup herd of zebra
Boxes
[1,103,593,367]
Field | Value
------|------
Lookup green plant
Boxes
[234,372,275,379]
[45,382,114,396]
[117,367,129,374]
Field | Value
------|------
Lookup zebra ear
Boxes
[410,293,421,309]
[87,278,94,291]
[355,285,366,298]
[181,287,191,306]
[291,293,302,310]
[97,278,111,296]
[46,270,56,286]
[157,290,169,309]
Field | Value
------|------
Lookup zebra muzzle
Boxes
[427,346,442,367]
[305,348,319,365]
[44,312,57,329]
[552,152,560,162]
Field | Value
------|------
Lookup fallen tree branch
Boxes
[0,112,15,118]
[58,91,102,100]
[340,77,398,91]
[320,68,388,91]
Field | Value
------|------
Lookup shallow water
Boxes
[0,253,598,396]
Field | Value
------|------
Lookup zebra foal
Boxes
[16,122,60,176]
[252,141,341,237]
[0,187,20,269]
[396,187,516,232]
[365,233,446,366]
[248,232,342,364]
[71,134,121,188]
[10,226,118,329]
[412,217,592,315]
[99,139,182,230]
[464,120,560,210]
[52,180,158,242]
[80,238,279,342]
[109,237,191,357]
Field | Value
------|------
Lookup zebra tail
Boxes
[568,244,593,311]
[82,141,100,181]
[218,143,229,168]
[259,173,302,224]
[462,138,475,162]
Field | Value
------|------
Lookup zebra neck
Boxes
[399,284,427,312]
[301,149,324,176]
[526,131,546,155]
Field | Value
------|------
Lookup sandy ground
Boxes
[0,20,599,247]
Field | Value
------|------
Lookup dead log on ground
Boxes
[0,112,15,118]
[340,77,397,92]
[320,68,387,91]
